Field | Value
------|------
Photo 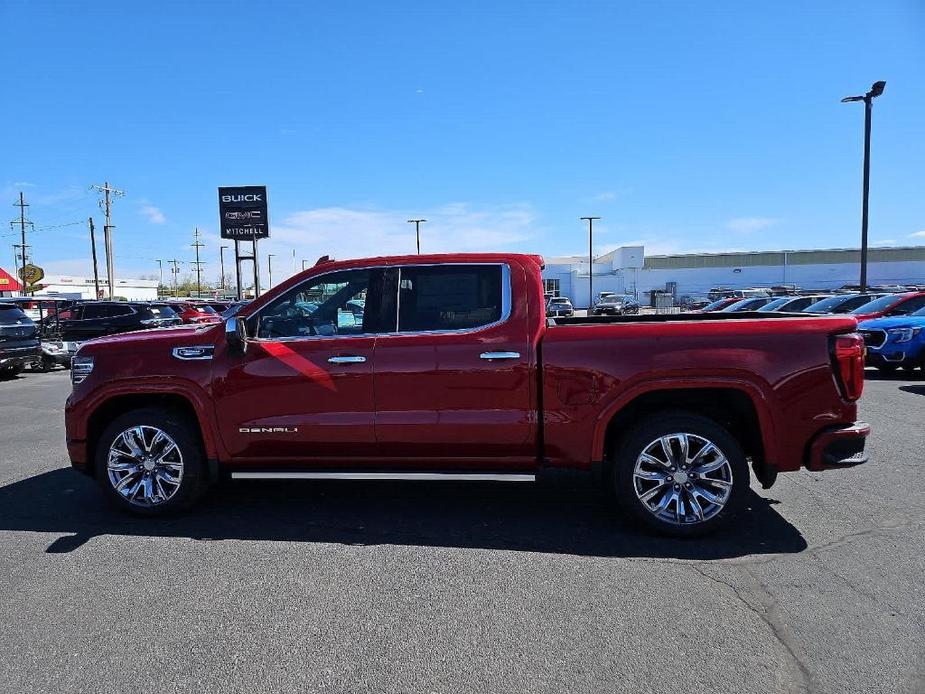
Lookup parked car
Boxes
[756,295,831,313]
[167,301,222,324]
[546,297,574,317]
[680,296,710,311]
[592,294,639,315]
[697,297,740,312]
[802,293,887,315]
[55,301,183,343]
[850,292,925,322]
[221,300,251,319]
[719,297,776,312]
[66,253,869,537]
[858,305,925,373]
[0,303,40,377]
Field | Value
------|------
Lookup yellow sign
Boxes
[17,264,44,285]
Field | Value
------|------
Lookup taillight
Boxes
[832,332,865,401]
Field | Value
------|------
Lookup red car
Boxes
[65,253,868,536]
[850,291,925,322]
[168,301,221,324]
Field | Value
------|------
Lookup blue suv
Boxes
[858,305,925,373]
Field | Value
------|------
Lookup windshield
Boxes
[851,294,903,315]
[757,298,791,312]
[701,298,731,311]
[803,295,850,313]
[722,298,765,312]
[550,299,570,305]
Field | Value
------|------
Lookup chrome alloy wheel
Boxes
[107,425,184,507]
[632,433,733,526]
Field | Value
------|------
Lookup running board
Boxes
[230,471,536,482]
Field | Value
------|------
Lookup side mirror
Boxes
[226,316,248,354]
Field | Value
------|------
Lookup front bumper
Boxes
[806,421,870,471]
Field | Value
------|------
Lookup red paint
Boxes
[65,253,869,480]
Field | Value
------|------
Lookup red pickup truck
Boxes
[65,253,869,536]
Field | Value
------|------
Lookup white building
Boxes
[542,245,925,307]
[0,270,159,301]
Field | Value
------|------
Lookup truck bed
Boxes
[549,310,817,326]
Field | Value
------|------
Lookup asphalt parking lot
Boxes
[0,369,922,694]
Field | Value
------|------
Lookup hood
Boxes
[82,323,218,349]
[858,315,925,331]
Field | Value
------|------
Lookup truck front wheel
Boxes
[94,408,207,516]
[612,413,749,537]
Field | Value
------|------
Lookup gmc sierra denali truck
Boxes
[65,253,869,536]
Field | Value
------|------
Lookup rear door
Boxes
[373,262,536,468]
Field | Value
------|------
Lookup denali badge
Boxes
[239,427,299,434]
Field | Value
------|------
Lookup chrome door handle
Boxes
[327,355,366,364]
[479,351,521,361]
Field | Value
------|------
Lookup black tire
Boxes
[94,407,208,516]
[611,412,749,537]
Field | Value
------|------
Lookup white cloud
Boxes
[140,204,166,224]
[726,217,776,233]
[594,191,617,201]
[909,230,925,239]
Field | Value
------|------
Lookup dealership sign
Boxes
[218,186,269,240]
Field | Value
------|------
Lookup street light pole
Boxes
[407,219,426,254]
[842,81,886,292]
[267,254,276,288]
[580,216,600,310]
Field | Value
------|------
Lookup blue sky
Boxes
[1,0,924,284]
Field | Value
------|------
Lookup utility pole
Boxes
[89,218,101,299]
[90,181,125,298]
[12,243,30,294]
[407,219,426,254]
[13,192,29,296]
[219,245,228,292]
[154,258,165,295]
[267,253,276,288]
[190,227,205,298]
[168,259,181,297]
[580,217,601,310]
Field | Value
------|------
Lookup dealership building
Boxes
[0,268,158,301]
[542,245,925,307]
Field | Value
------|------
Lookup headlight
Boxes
[888,327,922,343]
[71,355,94,385]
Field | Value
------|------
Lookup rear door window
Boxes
[396,265,504,332]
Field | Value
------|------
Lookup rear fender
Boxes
[591,377,777,464]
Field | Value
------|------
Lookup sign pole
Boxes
[252,237,261,297]
[234,240,243,300]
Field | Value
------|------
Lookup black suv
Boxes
[54,302,183,342]
[0,303,40,376]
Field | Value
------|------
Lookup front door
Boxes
[213,268,383,463]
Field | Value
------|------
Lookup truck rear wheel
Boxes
[94,408,207,516]
[611,413,749,537]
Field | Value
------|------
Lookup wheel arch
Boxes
[85,392,215,477]
[594,383,775,471]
